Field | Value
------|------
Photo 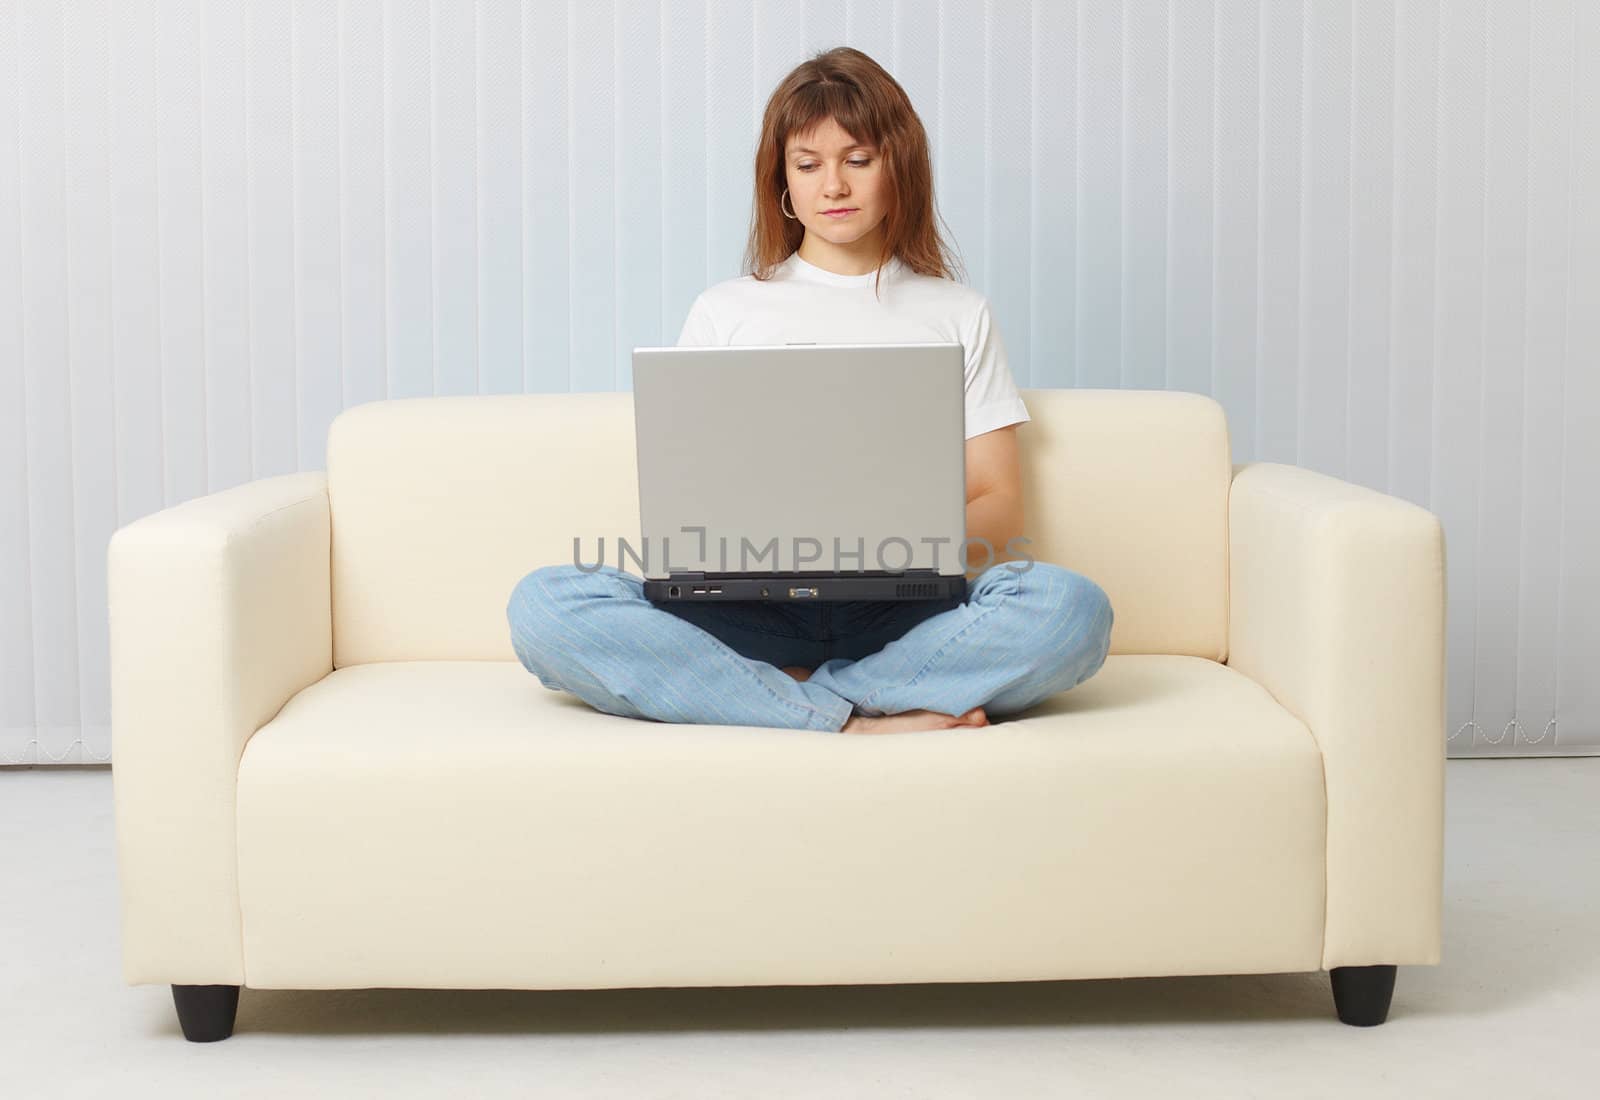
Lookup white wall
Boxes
[1,0,1596,764]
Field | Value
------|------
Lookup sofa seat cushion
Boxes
[236,656,1327,990]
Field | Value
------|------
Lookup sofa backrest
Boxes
[325,389,1231,666]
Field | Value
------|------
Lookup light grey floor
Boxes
[3,759,1595,1099]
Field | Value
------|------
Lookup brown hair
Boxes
[742,46,966,300]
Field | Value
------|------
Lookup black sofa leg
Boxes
[1329,965,1396,1026]
[172,984,241,1042]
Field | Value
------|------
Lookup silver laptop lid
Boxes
[630,342,967,580]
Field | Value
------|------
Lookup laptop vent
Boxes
[896,582,939,598]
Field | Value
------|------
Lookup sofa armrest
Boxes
[1226,461,1446,970]
[108,472,332,986]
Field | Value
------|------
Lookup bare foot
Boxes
[841,706,988,734]
[781,666,813,682]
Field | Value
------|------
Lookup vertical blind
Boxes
[1,0,1595,764]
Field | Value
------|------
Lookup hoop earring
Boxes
[780,187,798,220]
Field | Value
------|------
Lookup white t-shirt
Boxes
[675,251,1031,440]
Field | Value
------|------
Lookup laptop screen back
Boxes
[630,343,967,579]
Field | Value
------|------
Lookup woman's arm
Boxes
[963,424,1025,572]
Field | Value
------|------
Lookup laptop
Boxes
[630,342,970,603]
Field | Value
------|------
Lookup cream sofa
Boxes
[108,389,1446,1042]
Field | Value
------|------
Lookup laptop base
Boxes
[644,570,968,603]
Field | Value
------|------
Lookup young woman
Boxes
[508,47,1113,735]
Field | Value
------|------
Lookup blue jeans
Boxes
[506,560,1114,732]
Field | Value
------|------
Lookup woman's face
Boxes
[783,116,886,249]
